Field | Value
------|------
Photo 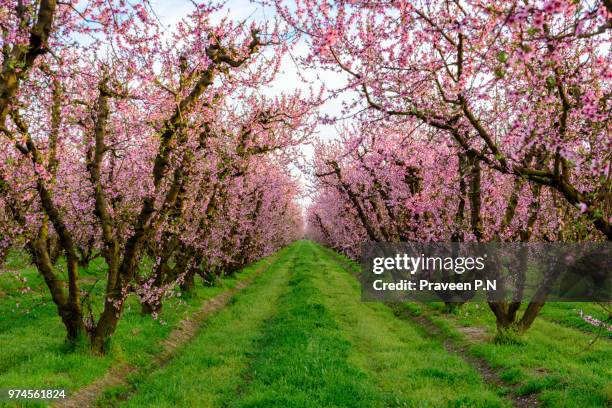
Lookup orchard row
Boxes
[0,0,610,352]
[298,0,611,338]
[0,1,311,353]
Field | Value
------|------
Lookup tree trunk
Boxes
[140,260,168,315]
[47,234,62,265]
[180,268,196,292]
[91,297,123,354]
[60,305,87,343]
[516,301,545,334]
[29,229,87,345]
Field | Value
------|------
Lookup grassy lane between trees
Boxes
[227,241,388,408]
[321,247,612,407]
[112,243,299,407]
[394,302,612,407]
[117,241,508,408]
[305,242,508,407]
[1,241,609,407]
[0,250,280,408]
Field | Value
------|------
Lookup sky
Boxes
[149,0,350,208]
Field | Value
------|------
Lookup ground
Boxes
[0,241,610,407]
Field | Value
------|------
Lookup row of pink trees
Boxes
[278,0,610,236]
[0,1,308,352]
[307,116,600,336]
[293,0,610,336]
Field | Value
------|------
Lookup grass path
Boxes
[226,241,385,407]
[3,241,609,407]
[113,245,299,407]
[321,246,612,407]
[118,241,508,408]
[305,242,507,407]
[57,249,281,408]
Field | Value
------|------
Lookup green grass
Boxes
[118,241,508,407]
[114,244,297,407]
[305,243,507,408]
[393,295,612,407]
[228,242,384,408]
[0,249,273,407]
[538,302,611,338]
[464,316,611,407]
[318,245,612,407]
[1,241,610,407]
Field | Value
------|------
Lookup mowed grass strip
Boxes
[307,242,508,408]
[227,241,384,408]
[419,302,612,407]
[323,245,612,407]
[0,251,273,408]
[114,244,299,408]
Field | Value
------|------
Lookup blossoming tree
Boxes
[280,0,611,239]
[0,0,308,352]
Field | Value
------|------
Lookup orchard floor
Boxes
[0,241,610,407]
